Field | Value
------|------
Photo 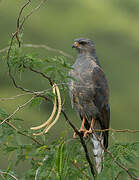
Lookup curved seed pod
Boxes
[30,84,57,130]
[43,83,62,134]
[33,84,62,136]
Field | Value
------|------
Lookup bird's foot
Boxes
[73,128,86,139]
[73,128,92,138]
[83,128,93,137]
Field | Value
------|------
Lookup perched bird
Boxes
[68,38,110,173]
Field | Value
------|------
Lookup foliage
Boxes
[0,110,139,180]
[0,113,90,179]
[98,142,139,180]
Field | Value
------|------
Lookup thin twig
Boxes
[29,67,53,86]
[19,0,47,33]
[23,44,74,59]
[16,0,31,47]
[0,82,68,101]
[5,0,47,93]
[6,33,33,93]
[115,171,123,180]
[95,128,139,133]
[0,44,73,59]
[17,0,31,29]
[0,96,35,126]
[0,47,8,53]
[0,92,34,101]
[0,118,42,146]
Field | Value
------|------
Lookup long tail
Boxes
[91,104,110,173]
[91,133,104,174]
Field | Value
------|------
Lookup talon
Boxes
[73,117,95,138]
[83,129,93,137]
[79,128,86,133]
[73,128,86,139]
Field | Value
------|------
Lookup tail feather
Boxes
[91,133,104,174]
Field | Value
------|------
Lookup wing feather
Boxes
[92,66,110,148]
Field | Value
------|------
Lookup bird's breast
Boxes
[69,67,95,102]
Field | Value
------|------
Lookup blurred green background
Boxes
[0,0,139,176]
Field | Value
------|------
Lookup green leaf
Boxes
[0,108,9,118]
[56,141,66,180]
[44,66,56,73]
[13,117,24,121]
[5,146,17,152]
[29,97,42,109]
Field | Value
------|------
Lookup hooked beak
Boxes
[72,42,79,48]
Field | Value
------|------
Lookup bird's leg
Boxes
[83,118,95,137]
[79,117,86,132]
[73,117,86,138]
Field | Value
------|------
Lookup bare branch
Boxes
[95,128,139,133]
[0,43,73,59]
[23,44,74,59]
[19,0,47,33]
[29,67,53,86]
[5,0,47,93]
[0,118,43,146]
[17,0,31,29]
[0,96,35,126]
[16,0,31,47]
[0,92,34,101]
[0,47,8,53]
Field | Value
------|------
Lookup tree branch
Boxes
[0,96,35,126]
[23,44,74,59]
[61,109,96,177]
[0,43,73,59]
[0,118,43,146]
[5,0,47,93]
[95,128,139,133]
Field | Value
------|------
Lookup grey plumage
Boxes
[68,38,110,173]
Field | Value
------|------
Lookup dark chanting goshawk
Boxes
[68,38,110,173]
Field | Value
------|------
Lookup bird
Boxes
[68,38,110,173]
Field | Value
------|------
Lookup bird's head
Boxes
[72,38,96,56]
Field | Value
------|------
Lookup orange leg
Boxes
[73,117,86,138]
[83,118,95,137]
[79,117,86,132]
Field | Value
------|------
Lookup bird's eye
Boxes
[79,41,87,45]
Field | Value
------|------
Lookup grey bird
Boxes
[68,38,110,173]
